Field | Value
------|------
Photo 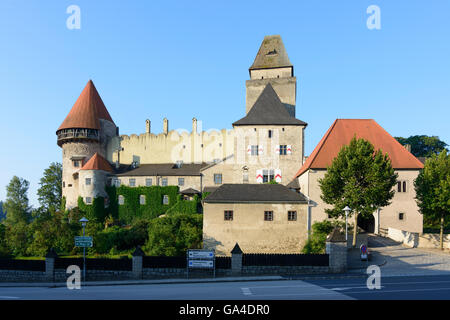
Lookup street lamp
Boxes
[79,217,89,282]
[343,206,351,242]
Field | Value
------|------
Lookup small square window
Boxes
[85,178,91,186]
[63,181,65,188]
[73,160,80,167]
[214,174,222,185]
[139,195,146,205]
[118,195,124,205]
[268,130,272,138]
[399,213,404,220]
[162,178,168,186]
[145,178,152,187]
[279,145,287,155]
[251,145,259,156]
[163,195,169,205]
[178,178,185,186]
[288,211,297,221]
[264,211,273,221]
[224,210,233,221]
[85,197,92,204]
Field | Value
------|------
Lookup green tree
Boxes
[37,162,62,213]
[144,214,203,256]
[395,135,447,158]
[0,201,5,221]
[4,176,31,225]
[415,150,450,250]
[319,137,398,247]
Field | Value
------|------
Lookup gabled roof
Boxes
[294,119,424,178]
[80,153,113,172]
[249,35,292,70]
[232,84,307,126]
[203,184,308,204]
[57,80,115,131]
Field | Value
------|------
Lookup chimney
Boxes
[145,119,151,134]
[405,144,412,153]
[163,118,169,134]
[192,117,197,134]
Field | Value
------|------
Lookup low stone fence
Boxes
[0,231,348,282]
[387,227,450,249]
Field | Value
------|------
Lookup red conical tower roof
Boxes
[57,80,115,131]
[80,153,113,172]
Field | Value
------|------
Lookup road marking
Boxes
[241,287,252,295]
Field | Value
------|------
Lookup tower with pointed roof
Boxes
[56,80,118,209]
[246,35,297,117]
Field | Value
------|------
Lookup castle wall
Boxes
[78,169,110,201]
[109,128,235,165]
[116,175,202,192]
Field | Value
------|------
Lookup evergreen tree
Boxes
[37,162,62,213]
[395,135,447,158]
[319,137,398,246]
[4,176,31,225]
[415,150,450,250]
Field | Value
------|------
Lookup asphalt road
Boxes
[2,274,450,300]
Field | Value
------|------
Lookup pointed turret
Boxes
[245,35,297,116]
[56,80,115,146]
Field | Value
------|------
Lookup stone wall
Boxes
[387,227,450,249]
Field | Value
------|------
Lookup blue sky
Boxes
[0,0,449,207]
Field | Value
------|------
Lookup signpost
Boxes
[360,244,368,261]
[75,236,93,248]
[76,217,90,282]
[187,249,215,279]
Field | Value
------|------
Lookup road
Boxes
[2,274,450,300]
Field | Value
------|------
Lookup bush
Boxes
[302,220,347,254]
[144,213,203,256]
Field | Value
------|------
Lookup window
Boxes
[178,178,185,186]
[251,145,259,156]
[264,211,273,221]
[263,169,275,183]
[243,173,249,183]
[139,195,146,205]
[85,178,91,185]
[224,211,233,221]
[145,178,152,187]
[399,213,405,220]
[397,181,407,192]
[129,178,136,187]
[163,195,169,205]
[116,179,121,187]
[63,181,65,188]
[118,195,124,205]
[73,160,80,167]
[279,145,287,155]
[268,130,272,138]
[162,178,168,186]
[214,173,222,185]
[288,211,297,221]
[85,197,92,204]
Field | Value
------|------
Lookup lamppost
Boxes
[343,206,351,242]
[79,217,89,282]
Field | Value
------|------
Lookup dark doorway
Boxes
[357,214,375,233]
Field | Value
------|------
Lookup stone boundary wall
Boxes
[387,227,450,249]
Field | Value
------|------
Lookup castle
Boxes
[57,35,423,254]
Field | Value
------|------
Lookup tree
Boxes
[414,150,450,250]
[37,162,62,213]
[4,176,31,225]
[319,137,398,247]
[0,201,5,221]
[144,214,203,256]
[395,135,447,158]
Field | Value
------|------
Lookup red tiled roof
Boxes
[294,119,424,178]
[57,80,114,131]
[80,153,113,172]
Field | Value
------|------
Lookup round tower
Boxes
[56,80,117,209]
